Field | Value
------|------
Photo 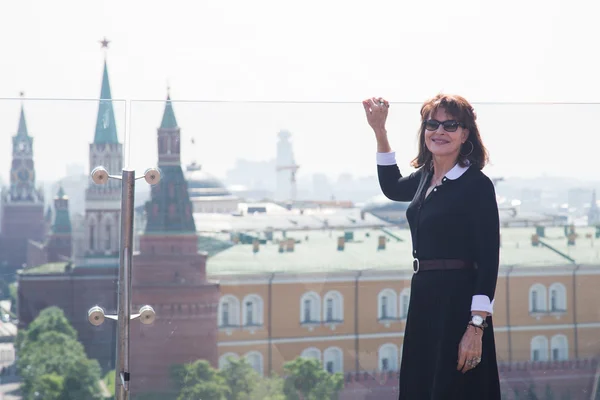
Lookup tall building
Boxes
[275,129,298,202]
[130,94,220,395]
[0,104,45,270]
[588,189,599,226]
[83,59,122,266]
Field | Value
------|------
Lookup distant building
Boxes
[0,103,45,271]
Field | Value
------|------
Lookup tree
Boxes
[170,359,229,400]
[283,357,344,400]
[249,375,285,400]
[16,307,103,400]
[219,357,259,400]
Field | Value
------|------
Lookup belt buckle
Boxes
[412,258,420,274]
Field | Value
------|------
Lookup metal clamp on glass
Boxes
[86,166,160,400]
[413,258,420,274]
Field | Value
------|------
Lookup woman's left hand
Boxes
[456,325,483,373]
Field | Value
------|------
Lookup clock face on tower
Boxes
[17,168,30,182]
[16,141,29,154]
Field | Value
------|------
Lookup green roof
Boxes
[206,226,600,277]
[21,262,69,275]
[93,61,119,144]
[17,106,29,138]
[160,95,178,129]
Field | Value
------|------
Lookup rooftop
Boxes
[207,225,600,276]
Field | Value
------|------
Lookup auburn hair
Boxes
[410,93,489,170]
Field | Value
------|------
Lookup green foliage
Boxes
[170,359,229,400]
[16,306,103,400]
[283,357,344,400]
[169,355,344,400]
[103,369,116,394]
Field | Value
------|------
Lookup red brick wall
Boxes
[0,203,44,269]
[129,234,220,394]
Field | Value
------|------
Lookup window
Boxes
[304,299,311,322]
[378,343,399,372]
[530,335,549,361]
[245,351,264,376]
[246,302,253,325]
[300,292,321,323]
[378,289,397,320]
[89,222,95,250]
[323,290,343,322]
[242,294,263,326]
[323,347,343,374]
[548,283,567,312]
[218,353,238,370]
[529,284,547,313]
[105,222,111,250]
[218,295,240,327]
[301,347,321,361]
[550,334,568,361]
[399,288,411,319]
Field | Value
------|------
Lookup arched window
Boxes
[378,343,399,372]
[529,284,547,312]
[399,288,411,319]
[378,289,397,320]
[219,295,240,327]
[245,351,264,376]
[242,294,264,326]
[323,291,343,322]
[550,334,568,361]
[531,335,549,361]
[323,347,343,374]
[89,222,96,250]
[301,347,321,362]
[300,292,321,323]
[218,352,238,370]
[549,283,567,312]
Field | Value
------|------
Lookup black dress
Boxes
[377,162,502,400]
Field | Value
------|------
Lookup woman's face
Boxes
[424,107,469,159]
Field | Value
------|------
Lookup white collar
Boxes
[445,161,470,180]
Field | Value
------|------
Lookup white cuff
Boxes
[471,295,494,315]
[376,151,397,166]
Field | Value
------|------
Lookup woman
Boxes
[363,94,501,399]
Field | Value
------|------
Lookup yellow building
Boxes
[206,225,600,377]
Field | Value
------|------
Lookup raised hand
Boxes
[362,97,389,134]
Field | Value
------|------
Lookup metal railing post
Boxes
[86,166,161,400]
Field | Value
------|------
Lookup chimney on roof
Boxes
[568,233,576,246]
[360,211,366,220]
[279,241,285,253]
[253,239,259,253]
[286,238,295,252]
[531,234,540,247]
[337,236,345,251]
[378,235,386,250]
[535,226,545,237]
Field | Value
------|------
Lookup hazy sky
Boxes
[1,0,600,184]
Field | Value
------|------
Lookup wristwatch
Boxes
[470,315,488,328]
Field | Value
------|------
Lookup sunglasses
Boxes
[423,119,465,132]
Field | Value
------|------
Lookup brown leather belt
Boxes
[412,259,474,274]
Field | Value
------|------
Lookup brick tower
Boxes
[130,93,220,395]
[0,103,45,271]
[83,54,122,267]
[46,186,73,261]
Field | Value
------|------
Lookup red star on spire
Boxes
[99,37,110,49]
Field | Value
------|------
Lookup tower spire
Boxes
[93,39,118,144]
[160,91,178,129]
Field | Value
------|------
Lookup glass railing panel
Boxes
[0,96,125,399]
[125,99,600,399]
